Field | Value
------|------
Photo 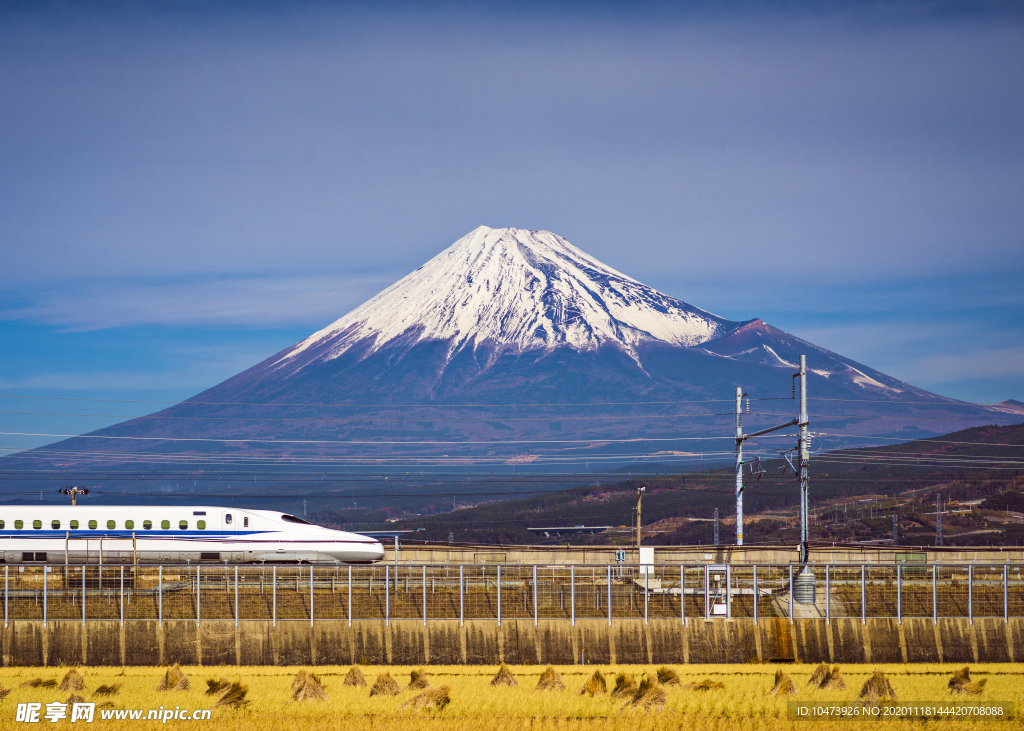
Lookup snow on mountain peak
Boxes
[277,226,736,368]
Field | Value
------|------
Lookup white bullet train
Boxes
[0,506,385,565]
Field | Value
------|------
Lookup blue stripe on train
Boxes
[0,530,265,538]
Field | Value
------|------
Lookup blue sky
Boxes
[1,1,1022,450]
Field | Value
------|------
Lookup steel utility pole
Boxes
[936,494,943,547]
[735,387,745,546]
[733,379,797,547]
[714,508,719,546]
[798,355,810,565]
[893,512,898,546]
[635,485,646,549]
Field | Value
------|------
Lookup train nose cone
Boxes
[369,541,385,561]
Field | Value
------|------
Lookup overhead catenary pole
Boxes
[798,354,810,565]
[735,387,744,546]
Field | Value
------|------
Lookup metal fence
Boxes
[3,563,1023,626]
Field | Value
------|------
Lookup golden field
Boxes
[1,663,1021,730]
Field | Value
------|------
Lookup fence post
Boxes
[860,564,866,625]
[607,565,612,626]
[271,566,276,628]
[644,563,649,626]
[310,566,314,628]
[119,566,124,628]
[897,564,902,624]
[932,564,937,624]
[968,565,973,625]
[422,565,427,627]
[753,565,758,626]
[158,566,163,628]
[725,564,731,620]
[459,566,464,626]
[347,566,352,627]
[3,566,7,629]
[707,565,712,621]
[681,565,686,625]
[1004,564,1009,623]
[235,566,239,628]
[82,566,86,626]
[787,565,793,623]
[197,566,202,627]
[42,567,47,628]
[533,565,538,626]
[568,565,573,626]
[385,565,390,627]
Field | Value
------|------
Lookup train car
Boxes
[0,505,384,565]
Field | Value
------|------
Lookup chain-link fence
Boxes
[3,563,1023,624]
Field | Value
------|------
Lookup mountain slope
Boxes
[6,226,1015,473]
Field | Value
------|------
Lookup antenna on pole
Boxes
[59,486,90,506]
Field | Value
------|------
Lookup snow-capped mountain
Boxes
[277,226,737,371]
[10,226,1016,470]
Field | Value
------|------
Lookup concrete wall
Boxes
[385,544,1024,566]
[2,617,1020,667]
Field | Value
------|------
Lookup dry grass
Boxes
[93,682,122,697]
[534,667,565,692]
[656,667,680,686]
[156,663,190,691]
[370,673,401,697]
[408,669,431,691]
[342,667,366,687]
[808,663,829,687]
[859,671,898,702]
[290,670,328,703]
[490,664,518,687]
[213,681,250,709]
[579,670,607,697]
[0,663,1020,730]
[629,676,666,711]
[610,673,637,700]
[821,666,846,691]
[682,679,726,692]
[769,670,798,697]
[949,667,988,696]
[402,685,451,711]
[20,678,57,689]
[206,678,232,696]
[58,669,85,692]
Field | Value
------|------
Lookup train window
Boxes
[70,520,78,529]
[125,520,134,529]
[88,520,97,529]
[143,520,152,530]
[179,520,188,530]
[52,520,60,529]
[107,520,115,529]
[225,513,233,525]
[0,520,4,529]
[161,520,170,530]
[197,520,206,530]
[15,520,23,529]
[281,514,312,524]
[33,520,42,529]
[243,517,249,528]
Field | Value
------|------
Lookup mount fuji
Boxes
[13,226,1017,469]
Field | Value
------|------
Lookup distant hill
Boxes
[316,422,1024,548]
